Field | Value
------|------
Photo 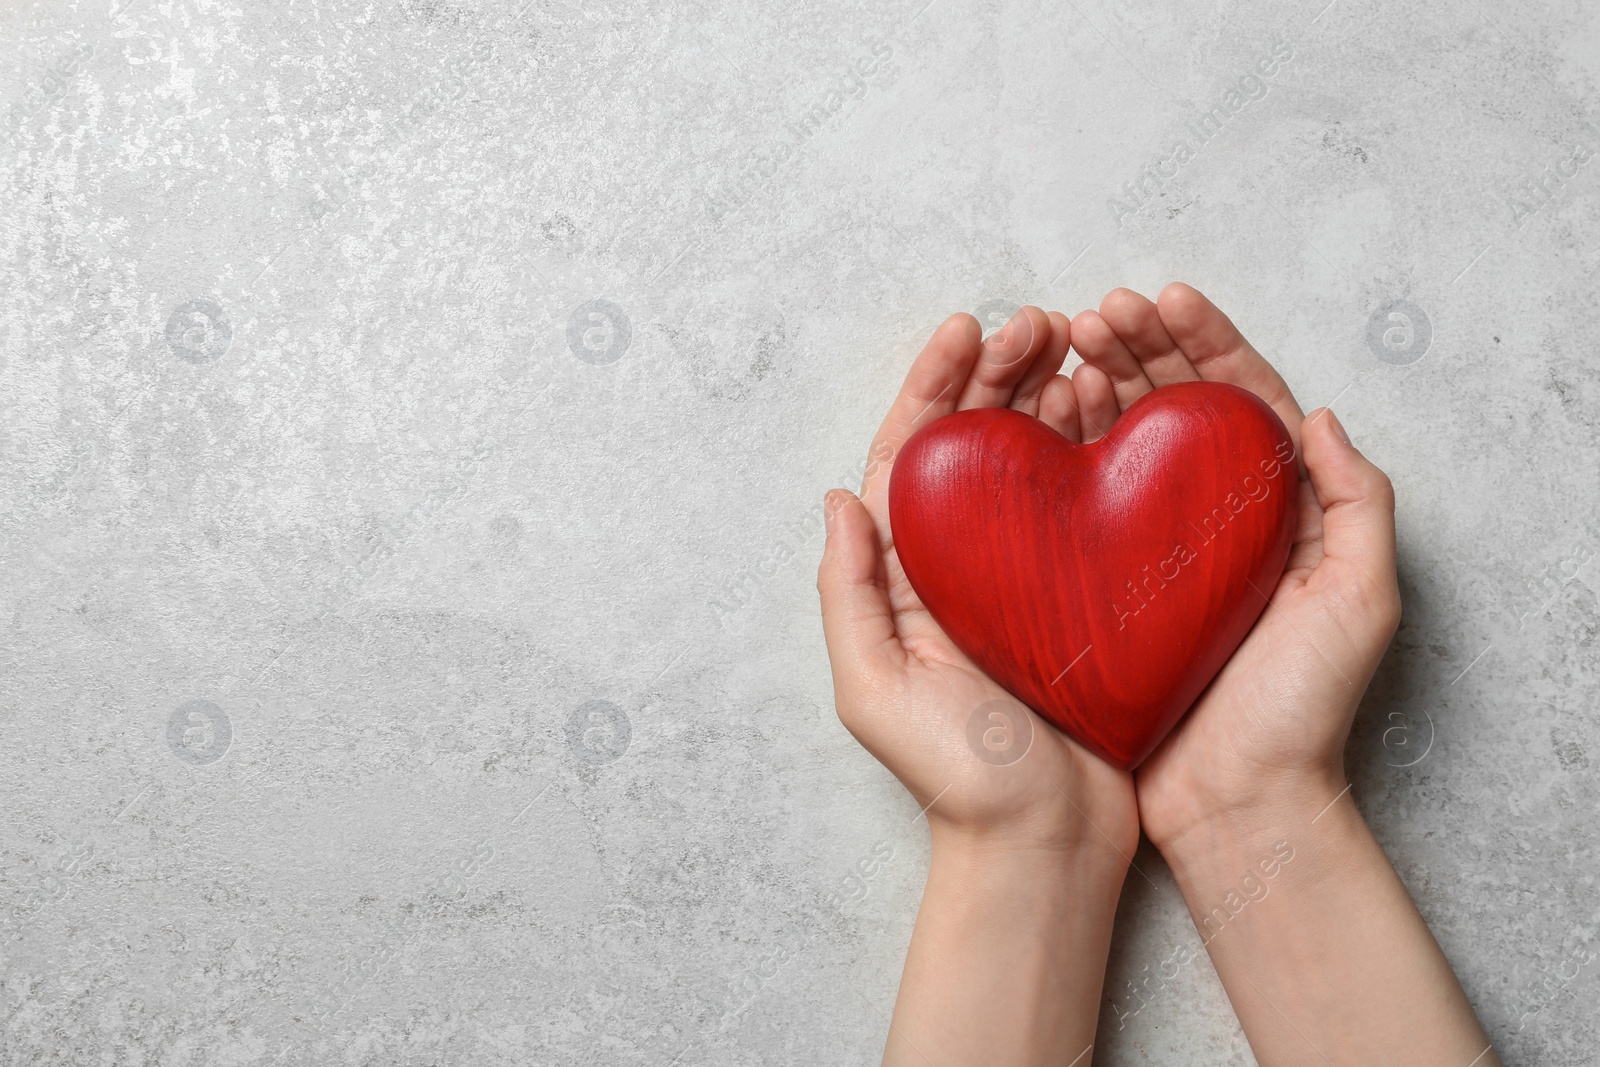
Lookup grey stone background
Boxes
[2,0,1596,1062]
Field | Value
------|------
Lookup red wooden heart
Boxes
[888,381,1297,770]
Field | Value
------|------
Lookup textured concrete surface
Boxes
[2,0,1598,1063]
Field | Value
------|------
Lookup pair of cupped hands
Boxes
[817,283,1401,865]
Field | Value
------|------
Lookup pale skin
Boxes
[817,284,1500,1066]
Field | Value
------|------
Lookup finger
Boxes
[1156,282,1304,444]
[956,305,1052,410]
[817,490,903,682]
[1098,286,1202,387]
[1069,308,1153,411]
[1300,409,1400,626]
[1038,374,1082,442]
[1007,311,1071,416]
[1072,362,1119,442]
[860,313,984,511]
[1281,478,1326,585]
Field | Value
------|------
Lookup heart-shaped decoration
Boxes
[888,381,1297,769]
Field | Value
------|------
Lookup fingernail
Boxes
[823,491,839,535]
[1326,409,1351,445]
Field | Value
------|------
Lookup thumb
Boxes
[1302,408,1401,629]
[816,489,901,683]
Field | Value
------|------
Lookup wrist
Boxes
[1142,757,1347,858]
[1155,782,1373,958]
[927,819,1132,906]
[893,802,1131,1066]
[1148,763,1352,871]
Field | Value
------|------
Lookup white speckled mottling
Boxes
[2,0,1598,1063]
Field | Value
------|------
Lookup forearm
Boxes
[884,828,1127,1067]
[1158,779,1498,1067]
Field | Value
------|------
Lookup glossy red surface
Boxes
[888,381,1297,769]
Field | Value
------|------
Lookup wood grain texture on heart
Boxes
[888,381,1297,769]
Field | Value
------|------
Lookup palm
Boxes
[819,307,1137,855]
[1059,285,1399,841]
[886,563,1128,841]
